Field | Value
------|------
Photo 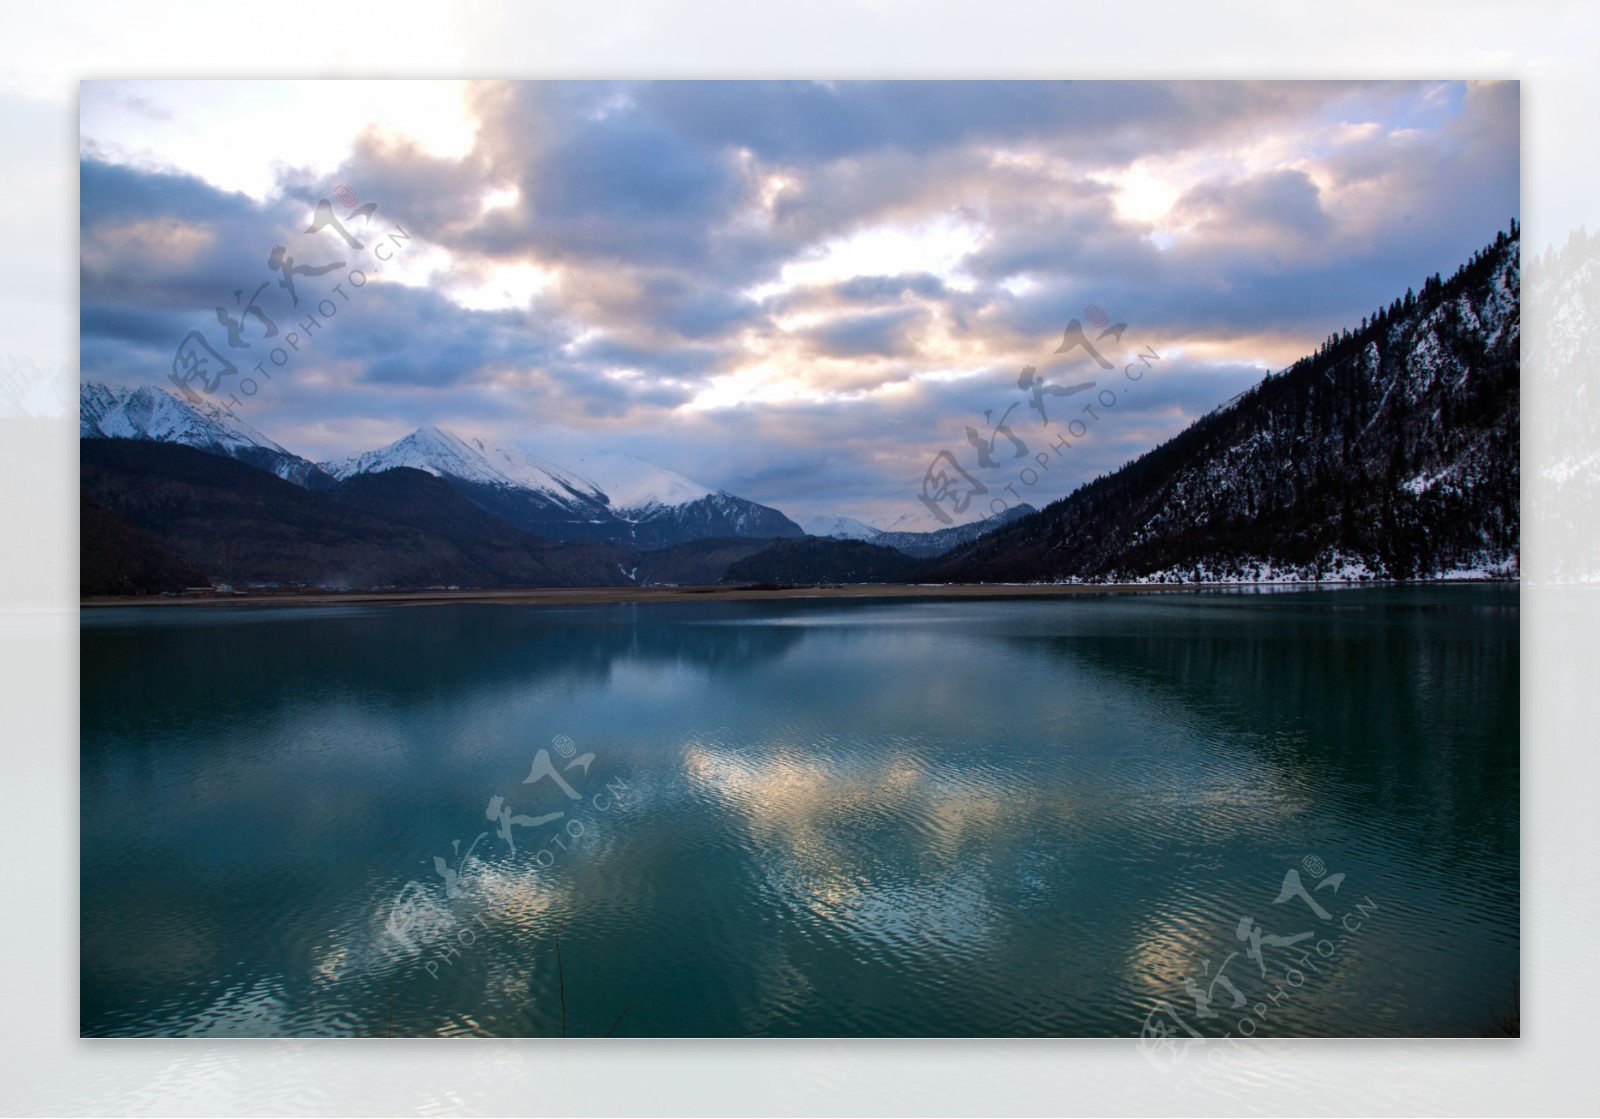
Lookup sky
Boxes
[78,79,1519,528]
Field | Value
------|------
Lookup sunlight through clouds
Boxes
[81,80,478,201]
[749,215,988,304]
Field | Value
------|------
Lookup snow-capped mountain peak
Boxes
[799,514,883,541]
[321,425,496,484]
[82,382,289,454]
[80,381,327,486]
[879,509,956,534]
[319,426,611,510]
[571,452,713,513]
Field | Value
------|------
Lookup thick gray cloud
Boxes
[800,307,927,360]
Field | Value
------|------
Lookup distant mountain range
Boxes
[797,504,1036,556]
[798,513,882,540]
[319,423,807,548]
[78,385,1022,593]
[80,440,638,593]
[79,392,808,551]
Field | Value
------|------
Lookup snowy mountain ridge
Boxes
[81,385,803,547]
[80,382,329,487]
[800,506,1039,557]
[321,426,608,516]
[320,427,804,547]
[320,428,748,521]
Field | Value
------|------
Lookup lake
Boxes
[80,586,1519,1037]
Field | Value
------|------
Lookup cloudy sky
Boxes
[79,79,1518,527]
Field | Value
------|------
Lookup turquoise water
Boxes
[79,587,1518,1037]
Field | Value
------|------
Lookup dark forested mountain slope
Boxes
[632,537,775,585]
[80,492,208,596]
[871,503,1038,557]
[80,442,634,589]
[927,224,1520,583]
[723,537,921,585]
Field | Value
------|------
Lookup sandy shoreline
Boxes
[79,581,1258,609]
[70,580,1487,610]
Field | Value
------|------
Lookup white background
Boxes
[1,2,1594,1114]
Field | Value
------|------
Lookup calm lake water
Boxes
[80,587,1518,1037]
